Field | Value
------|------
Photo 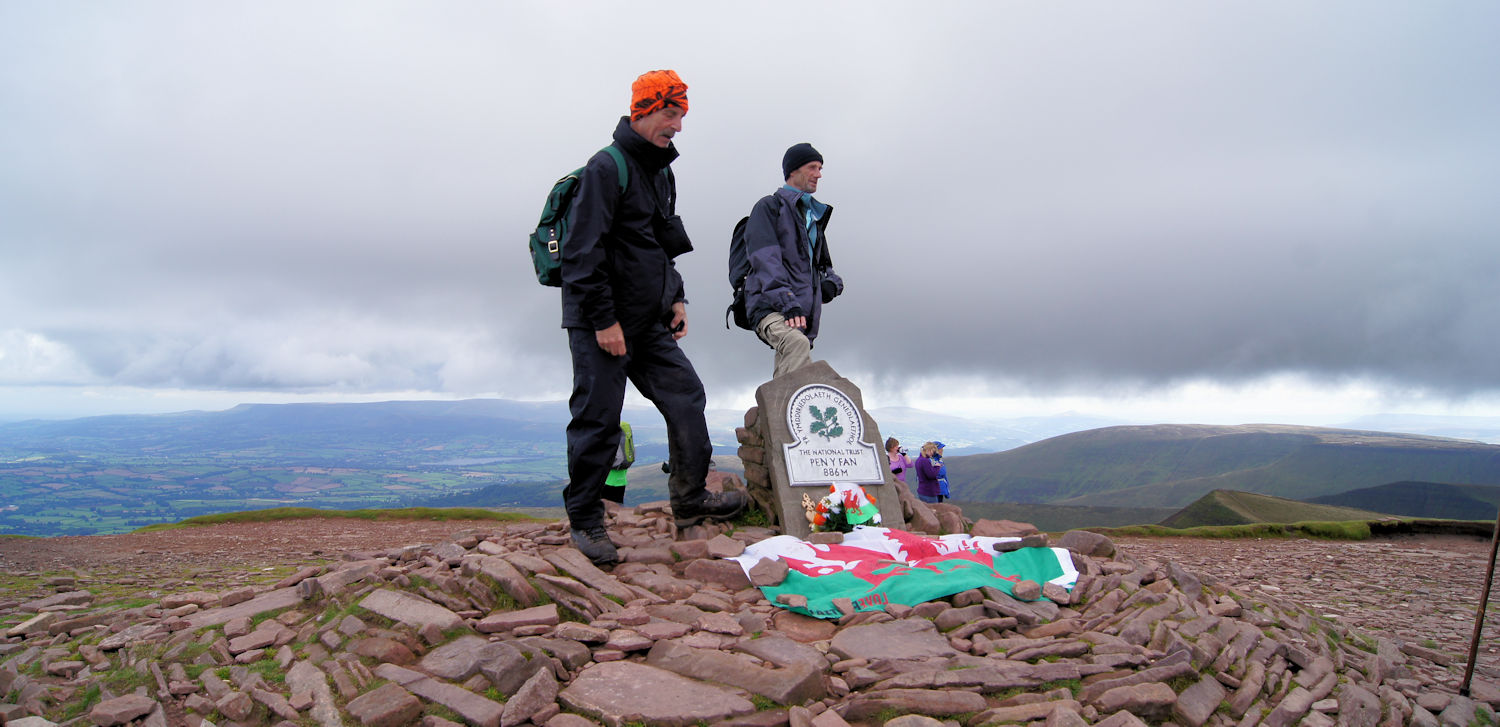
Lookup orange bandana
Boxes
[630,70,689,121]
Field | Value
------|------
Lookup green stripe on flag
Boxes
[757,546,1070,620]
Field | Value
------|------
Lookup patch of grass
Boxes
[1473,707,1497,727]
[319,602,377,626]
[483,686,508,703]
[246,658,286,685]
[750,695,779,710]
[132,506,541,533]
[487,585,521,613]
[59,683,103,721]
[1295,520,1372,540]
[102,665,153,693]
[249,606,295,628]
[1042,678,1083,696]
[425,704,465,724]
[555,603,590,624]
[1099,519,1374,541]
[1167,675,1196,693]
[0,572,49,598]
[734,506,771,530]
[439,625,473,644]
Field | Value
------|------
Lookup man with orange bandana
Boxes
[559,70,747,566]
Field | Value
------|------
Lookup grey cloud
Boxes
[1,2,1498,409]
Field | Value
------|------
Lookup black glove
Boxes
[821,279,840,304]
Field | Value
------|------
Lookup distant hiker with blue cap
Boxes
[739,143,844,378]
[933,441,950,502]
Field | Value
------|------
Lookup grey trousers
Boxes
[756,312,813,379]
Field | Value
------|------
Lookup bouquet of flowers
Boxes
[803,482,882,533]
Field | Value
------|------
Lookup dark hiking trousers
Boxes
[563,325,712,529]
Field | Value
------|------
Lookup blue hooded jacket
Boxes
[742,186,843,342]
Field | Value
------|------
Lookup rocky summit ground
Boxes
[1,506,1498,727]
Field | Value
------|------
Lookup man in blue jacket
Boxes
[743,143,844,378]
[560,70,746,566]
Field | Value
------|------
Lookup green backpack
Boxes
[610,421,635,471]
[528,146,629,287]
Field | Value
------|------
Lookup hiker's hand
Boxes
[669,302,688,340]
[786,315,807,330]
[596,323,626,356]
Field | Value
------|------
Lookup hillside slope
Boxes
[945,423,1500,508]
[1157,489,1390,528]
[1305,481,1500,520]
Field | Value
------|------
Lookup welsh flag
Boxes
[728,527,1078,620]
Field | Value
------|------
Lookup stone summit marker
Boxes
[755,361,906,538]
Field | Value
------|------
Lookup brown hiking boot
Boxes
[673,490,748,529]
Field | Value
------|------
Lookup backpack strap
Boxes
[602,146,629,191]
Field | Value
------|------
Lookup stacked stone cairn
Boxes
[736,406,954,536]
[2,487,1497,725]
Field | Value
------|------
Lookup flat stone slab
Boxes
[183,587,303,629]
[374,664,504,727]
[646,639,824,705]
[829,619,959,661]
[559,661,756,727]
[359,588,464,631]
[733,634,829,671]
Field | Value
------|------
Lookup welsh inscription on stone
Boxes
[782,383,883,486]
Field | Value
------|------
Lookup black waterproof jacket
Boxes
[560,117,686,336]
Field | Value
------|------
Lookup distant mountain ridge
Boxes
[946,423,1500,509]
[1305,481,1500,520]
[1158,489,1390,529]
[8,399,1500,537]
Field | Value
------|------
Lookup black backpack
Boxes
[527,146,628,287]
[724,215,753,329]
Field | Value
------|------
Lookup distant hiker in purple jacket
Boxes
[886,437,913,485]
[915,441,943,504]
[742,143,844,378]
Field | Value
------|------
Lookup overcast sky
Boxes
[2,2,1498,425]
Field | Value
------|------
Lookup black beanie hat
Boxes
[782,143,823,179]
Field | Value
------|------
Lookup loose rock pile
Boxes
[1,499,1497,727]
